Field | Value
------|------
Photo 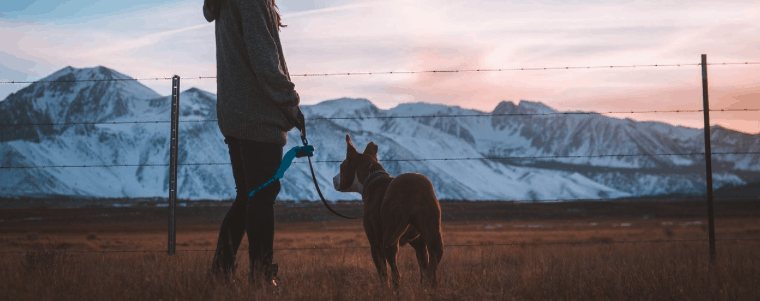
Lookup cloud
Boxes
[283,1,390,19]
[2,0,760,133]
[79,23,211,57]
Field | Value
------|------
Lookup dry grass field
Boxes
[1,200,758,300]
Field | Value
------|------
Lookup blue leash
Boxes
[248,138,313,197]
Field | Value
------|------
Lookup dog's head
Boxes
[333,134,380,193]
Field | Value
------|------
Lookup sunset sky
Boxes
[2,0,759,133]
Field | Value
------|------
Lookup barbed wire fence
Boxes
[2,61,759,84]
[1,238,759,255]
[1,56,759,257]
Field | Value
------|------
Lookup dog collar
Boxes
[363,169,389,188]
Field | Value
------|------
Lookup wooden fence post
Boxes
[168,75,180,255]
[701,54,716,262]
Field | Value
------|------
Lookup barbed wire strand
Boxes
[2,151,757,169]
[1,238,758,254]
[2,108,759,127]
[298,151,760,164]
[0,120,173,127]
[309,108,760,120]
[284,62,760,77]
[0,77,174,84]
[0,193,756,215]
[3,61,759,84]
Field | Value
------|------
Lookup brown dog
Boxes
[333,134,444,289]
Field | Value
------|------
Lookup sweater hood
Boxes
[203,0,219,22]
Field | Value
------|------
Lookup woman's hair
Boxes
[267,0,287,29]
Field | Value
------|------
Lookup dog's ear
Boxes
[363,142,378,158]
[346,134,358,156]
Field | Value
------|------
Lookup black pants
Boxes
[212,136,282,278]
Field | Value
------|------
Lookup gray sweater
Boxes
[206,0,299,146]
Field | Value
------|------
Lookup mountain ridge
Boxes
[2,66,758,201]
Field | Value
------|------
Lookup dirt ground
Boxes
[1,199,759,300]
[1,199,758,252]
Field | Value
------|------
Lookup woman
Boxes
[203,0,304,287]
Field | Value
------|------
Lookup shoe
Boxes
[266,263,280,289]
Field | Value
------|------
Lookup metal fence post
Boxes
[701,54,716,262]
[168,75,180,255]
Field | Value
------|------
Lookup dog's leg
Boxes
[408,237,429,284]
[366,223,389,286]
[417,221,443,288]
[370,245,388,285]
[384,243,401,293]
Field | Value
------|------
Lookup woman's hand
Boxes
[295,108,306,137]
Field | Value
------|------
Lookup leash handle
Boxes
[248,145,313,197]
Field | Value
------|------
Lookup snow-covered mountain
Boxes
[1,66,758,201]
